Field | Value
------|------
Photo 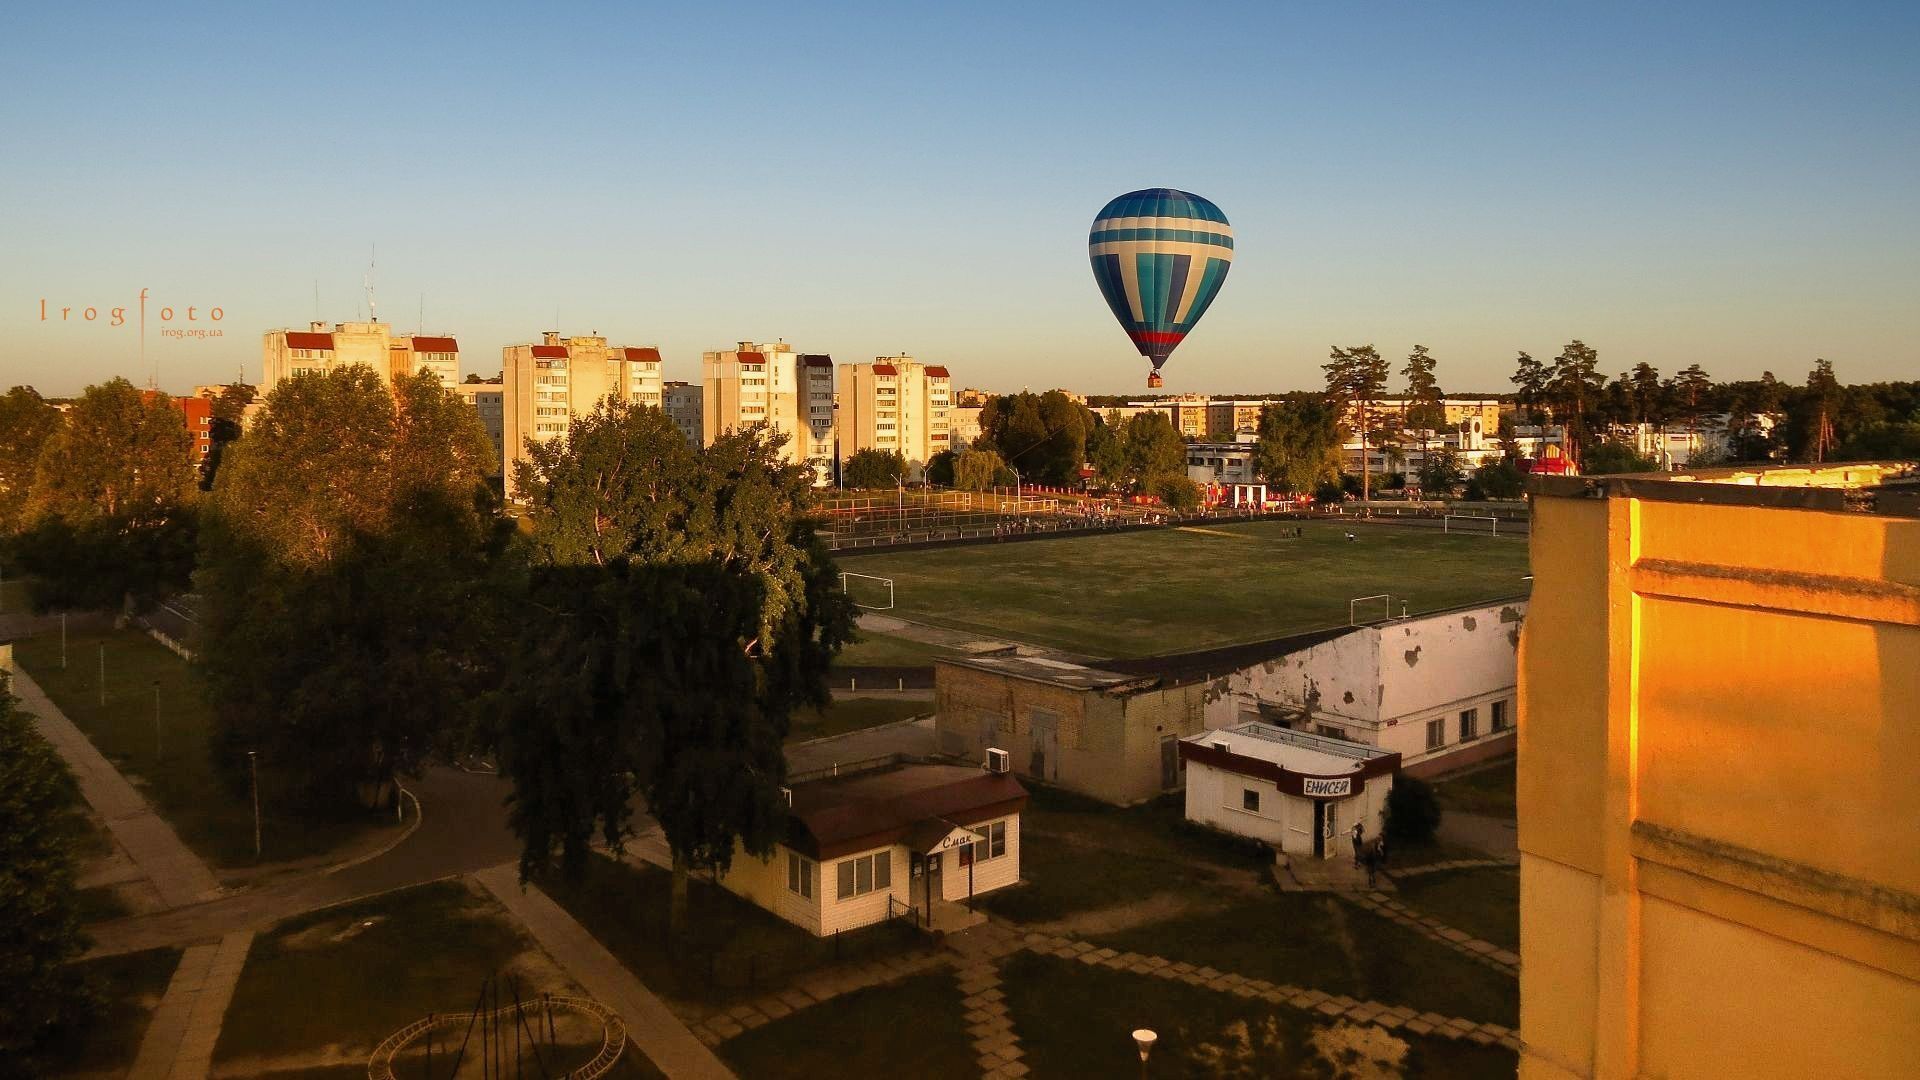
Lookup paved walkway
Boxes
[126,931,253,1080]
[1349,891,1520,974]
[4,659,221,909]
[475,864,736,1080]
[1386,856,1511,881]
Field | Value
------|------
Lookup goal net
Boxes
[841,572,896,611]
[1349,594,1395,625]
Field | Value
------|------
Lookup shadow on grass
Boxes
[539,853,928,1005]
[1395,866,1520,952]
[45,946,181,1078]
[719,970,974,1080]
[1000,950,1515,1079]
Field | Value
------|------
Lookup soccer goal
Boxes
[840,572,896,611]
[1443,514,1501,536]
[1349,593,1397,625]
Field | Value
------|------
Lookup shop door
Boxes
[1312,801,1325,858]
[925,850,944,902]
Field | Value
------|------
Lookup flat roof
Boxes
[787,763,1028,860]
[1530,462,1919,516]
[935,653,1150,691]
[1184,721,1394,774]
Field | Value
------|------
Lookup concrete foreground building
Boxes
[501,332,663,497]
[261,321,459,389]
[702,342,834,484]
[1518,463,1920,1080]
[837,356,953,478]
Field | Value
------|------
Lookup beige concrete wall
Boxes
[1518,475,1920,1079]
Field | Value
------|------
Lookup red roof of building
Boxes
[411,336,458,352]
[871,364,898,376]
[737,351,765,363]
[530,345,569,359]
[924,366,950,378]
[787,765,1028,860]
[284,331,333,350]
[622,347,662,363]
[801,354,833,368]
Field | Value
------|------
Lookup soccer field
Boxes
[836,519,1531,659]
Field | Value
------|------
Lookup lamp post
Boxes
[248,750,262,858]
[152,680,162,757]
[1132,1028,1157,1078]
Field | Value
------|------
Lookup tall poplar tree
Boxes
[1401,345,1445,474]
[1323,344,1390,503]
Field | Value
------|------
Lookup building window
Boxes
[835,851,891,901]
[786,852,814,899]
[1426,718,1445,750]
[1491,699,1509,731]
[964,820,1008,866]
[1315,724,1343,740]
[1242,789,1260,812]
[1459,708,1479,742]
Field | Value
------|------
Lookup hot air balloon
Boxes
[1088,188,1234,388]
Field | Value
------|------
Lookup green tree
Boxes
[197,369,499,810]
[0,386,61,538]
[1671,363,1713,425]
[199,383,256,490]
[1252,398,1342,494]
[0,674,96,1069]
[1151,473,1202,513]
[952,447,1006,492]
[1468,458,1525,500]
[1119,412,1186,492]
[1627,362,1665,425]
[977,391,1092,486]
[1401,346,1445,464]
[1545,340,1607,467]
[1417,447,1462,494]
[504,404,855,927]
[841,448,906,490]
[1086,417,1128,489]
[925,449,956,487]
[1385,776,1442,844]
[15,378,197,612]
[1511,352,1548,425]
[1797,359,1842,463]
[1581,440,1660,475]
[1323,345,1390,502]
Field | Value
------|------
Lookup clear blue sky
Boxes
[3,2,1915,397]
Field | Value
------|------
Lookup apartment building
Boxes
[663,381,703,445]
[261,321,459,389]
[453,379,505,472]
[1123,397,1270,440]
[838,356,954,478]
[501,332,664,497]
[702,342,835,484]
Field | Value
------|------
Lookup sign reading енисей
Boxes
[1303,777,1353,797]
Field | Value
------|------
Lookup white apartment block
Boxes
[453,379,505,473]
[702,342,835,485]
[501,332,665,497]
[838,357,953,478]
[663,381,703,446]
[262,321,461,391]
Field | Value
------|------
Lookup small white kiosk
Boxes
[1178,722,1399,859]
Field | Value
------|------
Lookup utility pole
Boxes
[249,751,262,858]
[60,613,67,668]
[153,681,162,757]
[99,644,106,706]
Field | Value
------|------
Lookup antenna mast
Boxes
[364,245,378,323]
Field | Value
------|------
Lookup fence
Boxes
[816,489,1160,550]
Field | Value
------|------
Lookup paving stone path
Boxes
[687,916,1519,1073]
[126,931,253,1080]
[1349,891,1520,975]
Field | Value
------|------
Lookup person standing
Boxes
[1351,821,1366,868]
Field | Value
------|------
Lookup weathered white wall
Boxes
[1183,760,1393,858]
[938,814,1021,903]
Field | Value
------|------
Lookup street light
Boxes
[153,680,162,757]
[1132,1029,1157,1078]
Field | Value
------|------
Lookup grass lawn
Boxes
[834,629,956,667]
[44,946,182,1078]
[720,971,975,1080]
[1090,892,1519,1027]
[1396,867,1520,952]
[211,879,640,1077]
[978,786,1269,925]
[542,853,928,1004]
[837,519,1530,658]
[1000,950,1516,1079]
[1434,756,1517,818]
[12,625,391,868]
[789,696,932,743]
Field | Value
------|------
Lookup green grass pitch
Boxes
[836,519,1530,659]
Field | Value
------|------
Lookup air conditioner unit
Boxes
[1211,740,1231,753]
[780,786,793,808]
[984,747,1010,774]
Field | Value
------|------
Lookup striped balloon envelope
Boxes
[1088,188,1234,387]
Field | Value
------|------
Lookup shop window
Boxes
[786,852,814,899]
[835,851,891,901]
[967,820,1008,864]
[1459,708,1479,741]
[1491,699,1510,731]
[1242,789,1261,812]
[1426,718,1446,750]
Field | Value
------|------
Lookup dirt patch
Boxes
[1030,890,1231,937]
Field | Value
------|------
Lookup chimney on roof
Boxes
[543,331,561,346]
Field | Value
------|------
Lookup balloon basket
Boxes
[1146,371,1164,389]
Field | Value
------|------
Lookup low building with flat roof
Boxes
[1179,721,1399,860]
[718,761,1028,936]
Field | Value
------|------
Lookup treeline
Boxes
[941,390,1203,509]
[0,369,854,939]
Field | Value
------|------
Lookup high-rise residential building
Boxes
[663,381,703,446]
[453,379,505,473]
[1520,463,1920,1079]
[702,342,834,485]
[261,321,459,390]
[838,356,953,478]
[501,332,664,497]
